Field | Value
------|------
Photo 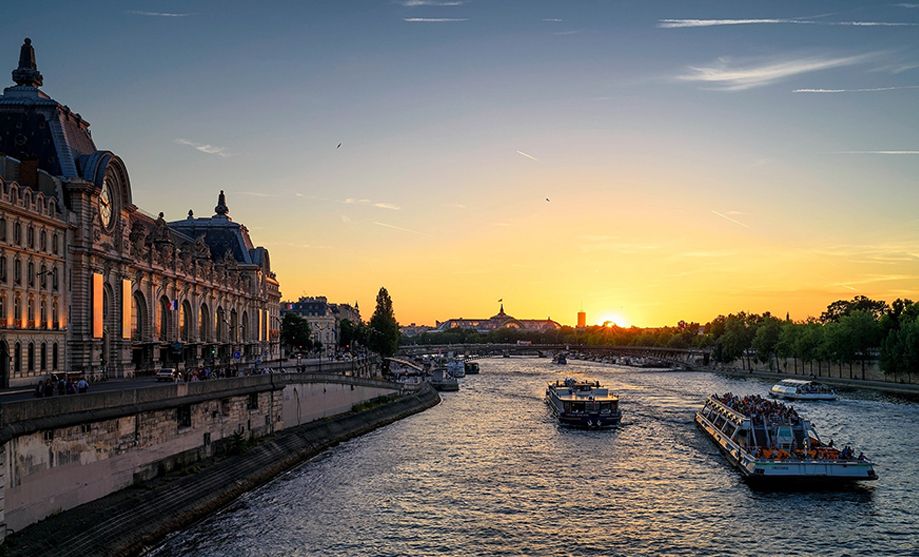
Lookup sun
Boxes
[599,313,631,328]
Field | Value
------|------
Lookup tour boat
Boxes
[769,379,838,401]
[552,352,568,365]
[429,367,459,392]
[446,359,466,378]
[464,361,480,374]
[695,394,877,483]
[545,378,622,429]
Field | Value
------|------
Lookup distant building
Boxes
[281,296,361,350]
[400,323,435,337]
[577,311,586,328]
[435,304,561,334]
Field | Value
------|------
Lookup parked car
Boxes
[155,368,180,382]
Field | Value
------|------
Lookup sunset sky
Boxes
[4,1,919,327]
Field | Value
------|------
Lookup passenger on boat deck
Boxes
[714,393,800,423]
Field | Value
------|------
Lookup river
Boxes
[150,358,919,556]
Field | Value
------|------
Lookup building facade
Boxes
[0,39,281,386]
[281,296,361,350]
[435,304,561,334]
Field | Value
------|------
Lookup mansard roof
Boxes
[0,39,97,178]
[168,191,271,272]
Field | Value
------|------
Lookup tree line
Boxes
[402,296,919,379]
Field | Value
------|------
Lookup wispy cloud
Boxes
[894,3,919,7]
[795,85,919,93]
[543,18,563,22]
[174,138,232,158]
[400,0,463,6]
[343,198,401,209]
[711,210,750,228]
[680,250,737,258]
[516,150,539,161]
[372,221,428,235]
[404,17,468,22]
[678,54,874,91]
[236,191,280,198]
[834,150,919,155]
[126,10,191,17]
[659,18,916,28]
[552,29,582,36]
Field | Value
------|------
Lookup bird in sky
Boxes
[545,197,551,202]
[337,142,342,149]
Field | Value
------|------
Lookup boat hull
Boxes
[694,413,876,483]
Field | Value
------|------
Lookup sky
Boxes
[3,1,919,327]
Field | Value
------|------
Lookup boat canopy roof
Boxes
[778,379,815,386]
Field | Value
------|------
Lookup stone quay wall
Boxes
[0,359,399,538]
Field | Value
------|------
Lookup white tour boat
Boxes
[696,393,876,484]
[769,379,837,401]
[545,378,622,429]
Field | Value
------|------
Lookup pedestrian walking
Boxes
[76,377,89,394]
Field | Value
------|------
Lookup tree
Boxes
[752,316,781,369]
[280,313,313,354]
[368,287,400,357]
[820,295,888,323]
[339,318,369,348]
[776,322,801,374]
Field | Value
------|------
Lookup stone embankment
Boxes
[1,384,440,557]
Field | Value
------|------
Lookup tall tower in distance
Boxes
[577,311,586,328]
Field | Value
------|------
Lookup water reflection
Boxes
[150,358,918,557]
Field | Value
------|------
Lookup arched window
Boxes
[132,292,146,340]
[52,233,59,255]
[52,301,59,329]
[27,298,33,328]
[27,342,34,372]
[14,222,21,244]
[0,214,6,241]
[14,343,21,372]
[40,343,46,370]
[158,296,171,341]
[39,264,47,288]
[27,225,34,249]
[179,300,193,341]
[14,295,21,327]
[216,307,226,342]
[199,303,210,342]
[27,261,34,287]
[230,309,238,343]
[14,257,21,284]
[0,254,6,283]
[0,294,4,322]
[40,299,46,327]
[52,266,59,291]
[52,343,59,370]
[39,230,46,251]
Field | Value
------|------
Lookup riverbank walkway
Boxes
[2,383,439,557]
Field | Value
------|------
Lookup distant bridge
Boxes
[397,344,710,370]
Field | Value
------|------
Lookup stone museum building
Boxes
[0,39,281,386]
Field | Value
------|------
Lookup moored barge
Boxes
[695,393,876,483]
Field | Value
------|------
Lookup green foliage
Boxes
[368,287,400,357]
[280,313,313,353]
[821,295,888,323]
[339,318,369,348]
[752,316,781,364]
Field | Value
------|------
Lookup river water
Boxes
[151,358,919,556]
